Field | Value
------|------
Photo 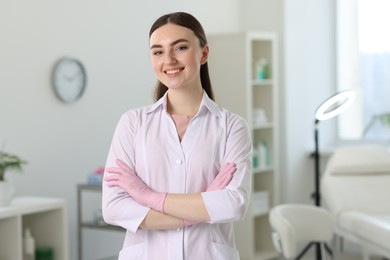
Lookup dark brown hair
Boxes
[149,12,215,101]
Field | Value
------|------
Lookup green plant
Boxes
[363,112,390,136]
[378,113,390,127]
[0,151,27,181]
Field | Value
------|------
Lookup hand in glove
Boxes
[105,159,167,213]
[206,162,236,191]
[183,162,237,227]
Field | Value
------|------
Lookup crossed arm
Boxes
[104,159,236,230]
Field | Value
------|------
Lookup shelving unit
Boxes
[208,32,279,260]
[0,196,68,260]
[77,184,124,260]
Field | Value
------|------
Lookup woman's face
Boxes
[149,23,208,90]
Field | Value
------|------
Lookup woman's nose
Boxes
[164,51,177,64]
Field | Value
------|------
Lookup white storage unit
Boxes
[0,196,68,260]
[208,32,280,260]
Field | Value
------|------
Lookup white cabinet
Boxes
[0,196,68,260]
[208,32,279,260]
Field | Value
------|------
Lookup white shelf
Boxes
[208,31,279,260]
[254,250,279,260]
[253,166,274,174]
[252,79,274,86]
[253,122,274,130]
[253,211,270,218]
[0,196,68,260]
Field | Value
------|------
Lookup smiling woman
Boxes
[101,12,252,260]
[149,23,207,105]
[149,12,214,104]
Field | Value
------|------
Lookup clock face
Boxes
[52,57,87,103]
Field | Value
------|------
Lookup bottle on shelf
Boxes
[253,108,268,127]
[23,228,35,260]
[257,142,269,169]
[252,146,259,168]
[255,58,269,80]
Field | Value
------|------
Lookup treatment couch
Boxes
[321,145,390,260]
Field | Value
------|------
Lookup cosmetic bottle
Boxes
[24,228,35,260]
[252,146,259,168]
[255,58,268,80]
[258,142,269,169]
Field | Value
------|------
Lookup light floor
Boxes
[298,251,385,260]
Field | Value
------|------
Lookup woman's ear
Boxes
[201,45,209,65]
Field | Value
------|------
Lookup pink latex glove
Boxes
[183,162,236,227]
[206,162,237,191]
[105,159,167,213]
[183,219,196,227]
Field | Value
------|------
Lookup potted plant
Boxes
[0,150,27,207]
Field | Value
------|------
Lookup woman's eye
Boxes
[153,50,163,56]
[175,45,188,52]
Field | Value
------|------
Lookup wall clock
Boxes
[52,57,87,103]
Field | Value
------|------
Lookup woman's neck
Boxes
[167,87,203,117]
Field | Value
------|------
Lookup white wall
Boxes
[283,0,336,203]
[0,1,241,259]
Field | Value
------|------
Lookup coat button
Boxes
[176,159,182,165]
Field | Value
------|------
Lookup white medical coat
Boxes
[102,92,252,260]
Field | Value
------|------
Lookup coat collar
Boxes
[145,91,221,117]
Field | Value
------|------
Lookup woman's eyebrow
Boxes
[150,39,189,49]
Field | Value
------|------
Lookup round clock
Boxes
[52,57,87,103]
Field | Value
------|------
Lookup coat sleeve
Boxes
[102,111,150,233]
[201,114,253,223]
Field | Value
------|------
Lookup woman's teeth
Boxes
[166,69,183,74]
